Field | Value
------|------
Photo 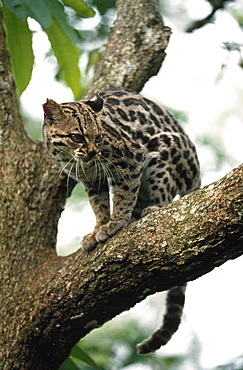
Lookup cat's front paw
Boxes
[95,221,126,243]
[81,221,127,252]
[141,206,160,217]
[81,232,98,252]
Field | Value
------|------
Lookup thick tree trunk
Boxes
[0,1,242,369]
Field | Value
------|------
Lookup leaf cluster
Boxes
[59,317,189,370]
[1,0,111,98]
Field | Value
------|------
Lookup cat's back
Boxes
[99,88,185,143]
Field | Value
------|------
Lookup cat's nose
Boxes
[87,150,97,158]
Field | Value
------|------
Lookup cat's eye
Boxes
[95,134,104,143]
[70,134,85,143]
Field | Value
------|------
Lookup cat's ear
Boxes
[84,94,103,113]
[43,99,65,123]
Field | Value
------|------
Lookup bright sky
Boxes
[20,1,243,368]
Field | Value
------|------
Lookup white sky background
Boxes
[20,1,243,368]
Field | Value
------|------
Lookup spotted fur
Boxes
[43,88,201,353]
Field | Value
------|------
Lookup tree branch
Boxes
[18,164,243,368]
[86,0,171,97]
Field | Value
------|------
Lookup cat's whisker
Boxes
[91,159,98,188]
[66,160,76,194]
[94,160,102,194]
[53,150,75,185]
[100,155,129,186]
[75,160,79,183]
[77,161,84,185]
[97,157,117,189]
[59,158,74,178]
[79,161,90,183]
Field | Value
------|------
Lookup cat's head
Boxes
[43,94,104,163]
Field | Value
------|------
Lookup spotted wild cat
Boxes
[43,88,201,354]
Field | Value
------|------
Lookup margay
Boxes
[43,88,201,354]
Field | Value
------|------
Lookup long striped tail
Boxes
[137,283,187,354]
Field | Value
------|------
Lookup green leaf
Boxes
[2,0,53,29]
[22,0,52,29]
[2,3,34,97]
[2,0,27,21]
[63,0,95,18]
[45,0,78,44]
[3,0,79,45]
[59,357,80,370]
[59,346,99,369]
[71,344,99,368]
[45,18,83,99]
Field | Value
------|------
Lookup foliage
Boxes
[59,345,100,369]
[1,0,94,98]
[58,313,207,370]
[2,5,34,98]
[1,0,116,98]
[60,315,243,369]
[59,317,187,370]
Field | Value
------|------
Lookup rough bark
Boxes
[0,1,242,369]
[86,0,171,97]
